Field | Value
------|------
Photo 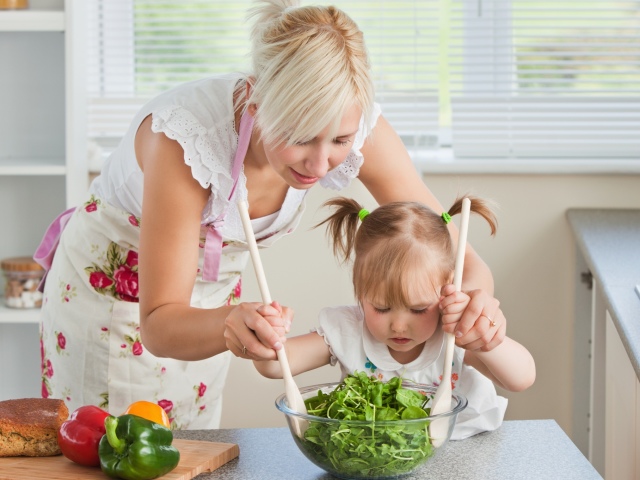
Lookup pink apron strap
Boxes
[33,207,77,292]
[202,111,254,282]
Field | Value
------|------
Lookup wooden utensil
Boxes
[429,197,471,446]
[237,200,308,438]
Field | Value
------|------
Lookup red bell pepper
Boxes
[58,405,110,466]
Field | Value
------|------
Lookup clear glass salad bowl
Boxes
[276,379,467,479]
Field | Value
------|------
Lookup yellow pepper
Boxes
[123,400,171,429]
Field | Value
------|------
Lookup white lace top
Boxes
[315,305,508,440]
[89,73,381,241]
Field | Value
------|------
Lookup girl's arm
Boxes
[136,115,286,361]
[440,285,535,392]
[358,115,494,296]
[253,332,332,378]
[465,340,536,392]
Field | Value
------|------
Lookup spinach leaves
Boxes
[300,372,435,478]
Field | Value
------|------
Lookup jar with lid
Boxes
[1,256,44,308]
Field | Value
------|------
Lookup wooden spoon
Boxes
[237,200,308,437]
[429,197,471,446]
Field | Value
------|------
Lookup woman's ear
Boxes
[245,77,257,116]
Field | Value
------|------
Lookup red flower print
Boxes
[85,202,98,213]
[101,327,108,332]
[132,341,143,356]
[113,265,139,302]
[121,344,127,349]
[128,215,139,227]
[198,382,206,397]
[199,405,206,411]
[233,278,241,298]
[41,381,49,398]
[89,271,114,289]
[46,359,53,378]
[158,399,173,414]
[125,250,138,268]
[57,332,66,350]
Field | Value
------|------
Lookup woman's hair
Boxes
[238,0,374,146]
[316,196,498,307]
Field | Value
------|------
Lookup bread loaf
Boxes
[0,398,69,457]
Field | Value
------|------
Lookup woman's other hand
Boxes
[224,301,293,360]
[439,285,505,352]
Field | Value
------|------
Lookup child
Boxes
[253,196,536,439]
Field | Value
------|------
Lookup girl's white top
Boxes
[316,305,508,440]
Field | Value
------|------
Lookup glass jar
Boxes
[0,0,28,9]
[1,257,44,309]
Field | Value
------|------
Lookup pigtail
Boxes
[314,197,363,264]
[447,194,498,236]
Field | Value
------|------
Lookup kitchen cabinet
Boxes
[567,209,640,478]
[0,0,86,400]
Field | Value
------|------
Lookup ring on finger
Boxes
[242,345,247,355]
[481,314,496,327]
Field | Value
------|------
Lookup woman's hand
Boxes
[224,301,292,360]
[439,285,505,352]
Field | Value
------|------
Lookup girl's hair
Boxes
[316,196,498,307]
[238,0,374,146]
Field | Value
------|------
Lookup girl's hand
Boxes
[224,301,292,360]
[440,285,505,352]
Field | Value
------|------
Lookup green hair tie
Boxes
[358,209,370,221]
[441,212,452,224]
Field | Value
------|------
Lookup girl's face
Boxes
[362,284,441,364]
[261,104,362,189]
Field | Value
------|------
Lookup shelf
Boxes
[0,301,40,324]
[0,9,64,32]
[0,157,66,175]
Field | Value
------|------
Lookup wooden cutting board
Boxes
[0,438,239,480]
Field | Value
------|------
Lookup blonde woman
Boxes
[37,0,498,429]
[254,197,536,439]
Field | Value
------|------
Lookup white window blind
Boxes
[449,0,640,164]
[87,0,640,169]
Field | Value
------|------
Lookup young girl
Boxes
[253,196,536,439]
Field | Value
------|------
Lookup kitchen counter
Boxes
[174,420,601,479]
[567,208,640,381]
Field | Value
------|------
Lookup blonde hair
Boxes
[240,0,374,146]
[316,196,498,307]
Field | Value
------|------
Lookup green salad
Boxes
[300,372,435,478]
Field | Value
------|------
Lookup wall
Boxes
[220,173,640,441]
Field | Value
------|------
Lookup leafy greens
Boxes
[300,372,435,478]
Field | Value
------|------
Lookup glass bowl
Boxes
[276,381,467,479]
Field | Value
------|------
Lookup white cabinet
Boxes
[0,0,86,400]
[605,313,640,480]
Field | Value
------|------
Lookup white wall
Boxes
[220,173,640,442]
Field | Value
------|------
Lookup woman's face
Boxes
[261,104,362,189]
[362,283,441,364]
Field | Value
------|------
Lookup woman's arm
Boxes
[136,115,285,361]
[358,115,494,295]
[253,332,332,378]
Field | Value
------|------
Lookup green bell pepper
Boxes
[99,414,180,480]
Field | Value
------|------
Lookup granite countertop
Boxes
[174,420,601,479]
[567,208,640,381]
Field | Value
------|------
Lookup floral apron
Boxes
[37,113,304,429]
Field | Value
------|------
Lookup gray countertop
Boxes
[567,208,640,381]
[174,420,600,479]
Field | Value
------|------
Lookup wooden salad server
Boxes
[429,197,471,446]
[237,200,308,438]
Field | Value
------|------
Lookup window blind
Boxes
[87,0,640,167]
[449,0,640,161]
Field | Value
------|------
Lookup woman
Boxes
[37,0,497,429]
